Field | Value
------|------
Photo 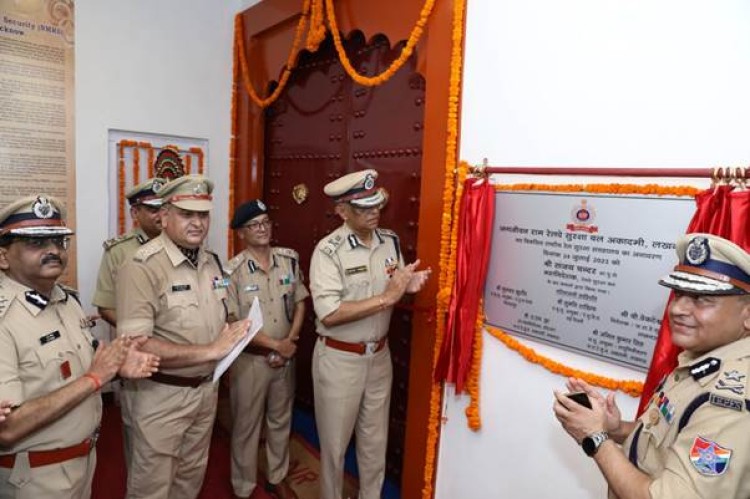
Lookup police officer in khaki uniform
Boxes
[93,177,165,326]
[92,177,165,470]
[226,199,308,499]
[117,175,251,499]
[555,233,750,499]
[309,170,430,499]
[0,195,159,499]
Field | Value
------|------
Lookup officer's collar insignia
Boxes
[248,260,258,274]
[689,436,731,475]
[347,234,360,249]
[685,236,710,265]
[32,197,54,219]
[25,290,49,309]
[689,357,721,380]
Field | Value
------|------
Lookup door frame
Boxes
[233,1,461,496]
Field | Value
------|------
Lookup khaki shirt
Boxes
[226,247,309,340]
[0,276,100,453]
[621,337,750,499]
[310,224,403,342]
[116,233,228,377]
[92,227,149,309]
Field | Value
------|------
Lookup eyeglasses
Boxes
[242,219,272,231]
[17,237,71,250]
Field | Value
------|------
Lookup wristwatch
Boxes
[582,431,609,457]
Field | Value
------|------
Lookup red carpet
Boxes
[92,399,277,499]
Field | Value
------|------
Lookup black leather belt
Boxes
[149,371,211,388]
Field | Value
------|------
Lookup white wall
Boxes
[436,1,749,498]
[75,0,260,322]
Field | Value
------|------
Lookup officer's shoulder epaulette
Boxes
[275,247,299,261]
[133,238,164,262]
[205,250,226,276]
[58,284,82,306]
[103,231,139,250]
[0,283,12,319]
[706,357,750,414]
[224,252,246,276]
[378,228,399,240]
[319,234,344,257]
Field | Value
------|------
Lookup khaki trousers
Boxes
[229,353,295,497]
[0,451,96,499]
[126,380,218,499]
[120,379,136,471]
[312,339,392,499]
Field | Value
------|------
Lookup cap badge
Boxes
[257,200,267,211]
[193,182,208,195]
[32,197,54,219]
[151,179,164,193]
[363,173,375,190]
[686,236,710,265]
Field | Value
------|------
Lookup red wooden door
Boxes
[263,33,425,485]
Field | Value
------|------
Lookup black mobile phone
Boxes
[566,391,592,409]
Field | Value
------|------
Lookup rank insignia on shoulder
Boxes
[244,284,260,293]
[0,296,9,318]
[171,284,191,292]
[39,330,61,345]
[689,436,731,475]
[709,393,744,412]
[723,370,746,383]
[345,265,367,276]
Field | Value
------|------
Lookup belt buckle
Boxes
[364,341,377,356]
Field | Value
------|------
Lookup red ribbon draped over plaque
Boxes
[435,177,495,392]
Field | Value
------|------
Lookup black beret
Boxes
[231,199,268,229]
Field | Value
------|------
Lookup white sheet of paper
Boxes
[212,296,263,382]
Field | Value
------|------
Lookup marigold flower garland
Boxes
[422,0,467,496]
[228,23,240,257]
[484,321,644,397]
[464,299,483,430]
[234,2,311,110]
[325,0,435,87]
[306,0,326,52]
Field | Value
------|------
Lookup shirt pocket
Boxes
[35,342,79,386]
[165,291,200,330]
